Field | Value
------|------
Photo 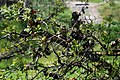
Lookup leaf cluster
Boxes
[0,0,120,80]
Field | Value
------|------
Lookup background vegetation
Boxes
[0,0,120,80]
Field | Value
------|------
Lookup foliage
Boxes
[99,1,120,40]
[79,0,102,3]
[99,2,120,22]
[0,0,120,80]
[88,0,102,3]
